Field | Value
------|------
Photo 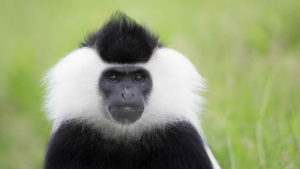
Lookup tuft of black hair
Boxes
[81,12,161,64]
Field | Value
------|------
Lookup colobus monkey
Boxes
[43,12,221,169]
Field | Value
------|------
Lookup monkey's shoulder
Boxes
[44,121,213,169]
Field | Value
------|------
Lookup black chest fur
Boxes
[44,121,213,169]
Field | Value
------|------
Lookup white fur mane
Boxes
[44,47,206,135]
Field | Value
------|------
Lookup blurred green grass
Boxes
[0,0,299,168]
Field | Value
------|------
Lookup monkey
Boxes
[43,12,221,169]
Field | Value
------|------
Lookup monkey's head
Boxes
[44,12,205,138]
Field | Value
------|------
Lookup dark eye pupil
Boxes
[135,75,143,81]
[109,75,118,81]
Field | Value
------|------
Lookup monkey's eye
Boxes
[134,74,144,82]
[109,74,119,82]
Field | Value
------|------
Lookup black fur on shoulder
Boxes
[81,12,161,64]
[44,120,213,169]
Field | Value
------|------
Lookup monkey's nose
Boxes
[121,88,134,100]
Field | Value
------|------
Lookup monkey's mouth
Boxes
[121,106,134,110]
[108,105,143,124]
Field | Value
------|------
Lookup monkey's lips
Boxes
[108,105,144,124]
[121,106,134,110]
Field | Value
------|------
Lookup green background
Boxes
[0,0,299,168]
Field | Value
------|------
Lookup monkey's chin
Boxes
[108,106,143,125]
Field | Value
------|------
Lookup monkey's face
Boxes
[99,66,152,124]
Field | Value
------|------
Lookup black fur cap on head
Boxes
[81,12,161,64]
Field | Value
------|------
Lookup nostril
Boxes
[122,89,135,98]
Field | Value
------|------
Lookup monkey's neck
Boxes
[44,120,213,169]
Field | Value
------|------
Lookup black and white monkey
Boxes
[43,12,221,169]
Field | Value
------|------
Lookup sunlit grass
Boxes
[1,0,299,168]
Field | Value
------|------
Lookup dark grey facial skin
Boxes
[99,66,152,124]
